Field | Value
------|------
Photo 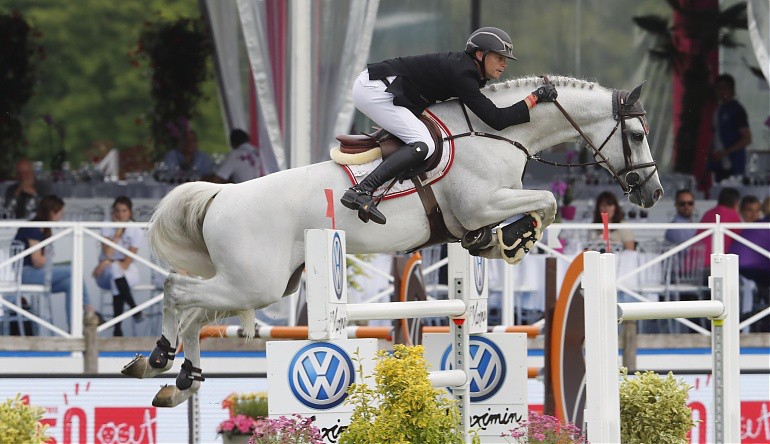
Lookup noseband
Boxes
[541,76,658,195]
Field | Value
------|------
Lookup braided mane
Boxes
[483,75,603,93]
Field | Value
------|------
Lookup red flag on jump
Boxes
[601,212,610,252]
[325,188,336,229]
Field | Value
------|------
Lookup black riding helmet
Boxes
[465,27,517,60]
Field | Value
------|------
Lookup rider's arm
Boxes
[460,88,531,131]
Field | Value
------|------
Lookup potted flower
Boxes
[249,414,323,444]
[0,394,50,443]
[502,410,584,443]
[218,392,268,443]
[551,178,576,221]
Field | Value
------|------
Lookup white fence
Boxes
[0,220,768,338]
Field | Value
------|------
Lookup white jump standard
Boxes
[582,251,740,444]
[300,229,488,442]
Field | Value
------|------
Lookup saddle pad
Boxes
[340,112,455,200]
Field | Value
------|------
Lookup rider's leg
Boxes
[343,70,435,224]
[341,142,429,224]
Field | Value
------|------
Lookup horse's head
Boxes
[582,81,663,208]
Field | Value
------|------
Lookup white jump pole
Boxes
[583,251,740,443]
[305,230,487,443]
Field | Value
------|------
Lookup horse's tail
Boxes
[149,181,224,277]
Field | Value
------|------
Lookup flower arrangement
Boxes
[249,414,323,444]
[550,179,575,208]
[339,345,479,444]
[0,394,50,443]
[222,392,269,420]
[501,411,584,444]
[217,414,262,437]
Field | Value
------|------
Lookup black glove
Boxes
[532,84,558,103]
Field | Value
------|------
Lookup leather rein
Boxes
[445,75,658,196]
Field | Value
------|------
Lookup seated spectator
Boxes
[739,195,761,222]
[728,212,770,332]
[697,187,742,267]
[664,189,697,245]
[762,196,770,217]
[92,196,144,337]
[3,158,51,219]
[212,129,262,183]
[14,195,94,330]
[162,130,213,179]
[589,191,635,251]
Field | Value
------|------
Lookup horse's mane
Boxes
[483,75,606,93]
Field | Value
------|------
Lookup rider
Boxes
[341,27,559,224]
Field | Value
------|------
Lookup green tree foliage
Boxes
[2,1,224,170]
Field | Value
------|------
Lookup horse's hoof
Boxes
[462,227,492,250]
[121,354,172,379]
[152,382,199,408]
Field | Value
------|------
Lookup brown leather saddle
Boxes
[334,114,454,249]
[335,114,445,174]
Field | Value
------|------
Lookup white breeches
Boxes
[352,69,436,157]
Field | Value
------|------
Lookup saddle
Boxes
[335,114,445,174]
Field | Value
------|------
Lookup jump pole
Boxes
[582,251,740,443]
[306,229,487,443]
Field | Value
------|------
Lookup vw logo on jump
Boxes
[440,336,506,402]
[331,232,344,299]
[288,342,355,409]
[473,256,485,295]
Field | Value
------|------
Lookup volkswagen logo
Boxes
[473,256,485,295]
[288,342,355,409]
[332,232,344,299]
[440,336,506,402]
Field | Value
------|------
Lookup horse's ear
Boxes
[627,81,646,104]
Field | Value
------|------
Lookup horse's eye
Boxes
[631,132,644,142]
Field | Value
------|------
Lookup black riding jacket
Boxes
[367,51,530,131]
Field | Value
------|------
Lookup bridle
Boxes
[446,76,658,196]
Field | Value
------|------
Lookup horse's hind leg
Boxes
[152,307,209,407]
[121,274,183,379]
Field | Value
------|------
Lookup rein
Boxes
[445,75,658,195]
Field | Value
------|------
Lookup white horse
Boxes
[122,75,663,407]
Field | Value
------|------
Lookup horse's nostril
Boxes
[653,189,663,201]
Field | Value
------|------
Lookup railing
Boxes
[1,220,768,338]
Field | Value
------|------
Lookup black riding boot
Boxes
[112,295,124,337]
[115,277,142,321]
[340,142,429,224]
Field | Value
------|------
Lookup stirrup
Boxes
[341,188,387,224]
[461,227,493,251]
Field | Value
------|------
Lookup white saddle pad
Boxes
[338,114,455,201]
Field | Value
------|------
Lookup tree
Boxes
[633,0,747,185]
[0,11,43,178]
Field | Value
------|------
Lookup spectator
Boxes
[664,189,697,245]
[212,129,262,183]
[162,130,213,178]
[14,195,95,330]
[590,191,635,251]
[91,196,144,337]
[3,158,51,219]
[739,195,762,222]
[708,74,752,183]
[762,196,770,217]
[697,187,742,266]
[728,211,770,332]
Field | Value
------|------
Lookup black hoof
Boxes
[462,227,492,250]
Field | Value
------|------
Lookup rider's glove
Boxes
[532,84,558,103]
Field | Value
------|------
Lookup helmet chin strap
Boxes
[476,51,490,80]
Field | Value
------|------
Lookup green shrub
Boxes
[0,394,49,443]
[339,344,479,444]
[619,369,696,444]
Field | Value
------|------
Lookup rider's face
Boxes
[483,53,507,80]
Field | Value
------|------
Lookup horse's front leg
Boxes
[121,277,182,379]
[152,307,208,407]
[460,189,557,262]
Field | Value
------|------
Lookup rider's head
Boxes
[465,27,517,80]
